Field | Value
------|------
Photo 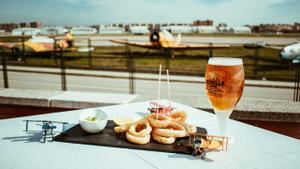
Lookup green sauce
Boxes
[85,116,98,122]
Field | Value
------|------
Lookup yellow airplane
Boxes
[0,36,93,54]
[110,30,230,56]
[0,36,70,53]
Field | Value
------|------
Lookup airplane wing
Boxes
[12,42,55,52]
[264,45,283,50]
[164,43,230,49]
[110,40,154,48]
[0,42,16,49]
[111,40,230,49]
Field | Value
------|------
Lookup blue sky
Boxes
[0,0,299,26]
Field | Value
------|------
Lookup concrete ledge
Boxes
[0,89,62,107]
[135,96,300,122]
[50,91,138,109]
[0,89,137,109]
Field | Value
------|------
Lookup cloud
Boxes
[0,0,299,26]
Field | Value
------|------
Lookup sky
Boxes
[0,0,299,26]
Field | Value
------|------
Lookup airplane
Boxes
[110,30,230,57]
[0,36,69,53]
[23,119,68,143]
[0,36,94,58]
[187,133,228,159]
[277,42,300,62]
[243,41,300,62]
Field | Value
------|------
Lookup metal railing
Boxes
[0,37,299,101]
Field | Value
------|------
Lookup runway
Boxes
[73,35,300,47]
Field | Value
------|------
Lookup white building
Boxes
[129,26,149,34]
[71,27,97,35]
[12,28,40,36]
[40,26,68,35]
[166,26,192,34]
[99,26,125,34]
[192,26,218,33]
[230,26,252,34]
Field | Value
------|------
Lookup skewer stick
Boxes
[157,65,162,118]
[167,69,171,110]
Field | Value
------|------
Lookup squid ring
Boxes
[125,132,150,145]
[128,119,152,137]
[152,132,175,144]
[153,120,187,138]
[170,110,187,122]
[114,124,130,133]
[175,120,196,134]
[148,113,171,128]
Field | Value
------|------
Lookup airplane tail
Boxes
[176,34,181,44]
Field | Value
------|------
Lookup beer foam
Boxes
[208,57,243,66]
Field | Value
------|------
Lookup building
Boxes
[40,26,68,35]
[0,23,19,32]
[192,26,218,33]
[162,25,192,34]
[250,23,298,33]
[129,26,149,34]
[70,27,97,35]
[19,22,30,28]
[293,23,300,32]
[12,28,40,35]
[230,26,252,34]
[193,19,214,26]
[29,21,42,28]
[99,25,125,34]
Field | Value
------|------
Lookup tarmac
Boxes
[73,35,300,46]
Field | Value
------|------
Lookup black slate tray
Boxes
[54,120,207,154]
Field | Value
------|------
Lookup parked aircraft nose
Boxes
[279,51,288,60]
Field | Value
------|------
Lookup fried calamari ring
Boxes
[152,132,175,144]
[152,120,187,138]
[174,120,197,134]
[125,132,150,145]
[114,124,130,133]
[128,119,152,137]
[170,111,187,122]
[148,113,171,128]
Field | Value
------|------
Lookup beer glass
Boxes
[205,57,244,141]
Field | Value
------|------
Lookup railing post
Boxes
[88,38,92,67]
[165,55,170,70]
[209,42,213,58]
[20,34,26,63]
[1,48,9,88]
[294,62,300,102]
[53,38,57,56]
[126,42,135,94]
[253,48,259,76]
[59,48,67,91]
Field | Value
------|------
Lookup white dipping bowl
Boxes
[79,109,108,134]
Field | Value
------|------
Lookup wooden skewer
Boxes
[156,65,162,119]
[167,69,171,113]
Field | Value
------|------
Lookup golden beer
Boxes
[205,58,244,114]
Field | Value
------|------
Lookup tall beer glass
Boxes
[205,57,244,139]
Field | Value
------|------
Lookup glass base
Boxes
[214,109,236,144]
